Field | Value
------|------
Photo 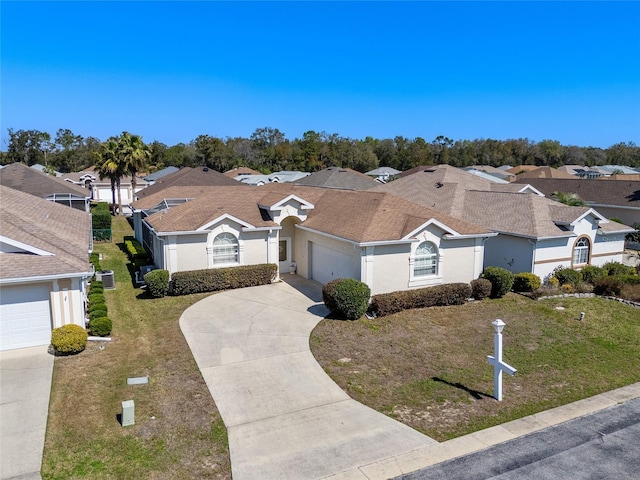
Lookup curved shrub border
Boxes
[170,264,278,295]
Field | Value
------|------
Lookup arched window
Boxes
[414,241,438,277]
[573,237,590,266]
[212,233,238,265]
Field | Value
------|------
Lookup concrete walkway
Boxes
[179,276,437,480]
[181,276,640,479]
[0,346,53,480]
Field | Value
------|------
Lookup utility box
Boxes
[101,270,115,289]
[121,400,135,427]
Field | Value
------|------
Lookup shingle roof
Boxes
[135,166,243,199]
[143,166,180,182]
[0,185,92,280]
[293,167,379,190]
[374,167,632,239]
[514,167,576,180]
[136,183,490,242]
[512,178,640,209]
[0,162,90,198]
[223,167,262,178]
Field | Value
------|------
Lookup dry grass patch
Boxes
[310,294,640,441]
[42,217,231,480]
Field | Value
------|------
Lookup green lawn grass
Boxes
[42,216,231,480]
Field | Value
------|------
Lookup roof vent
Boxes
[436,182,443,188]
[203,167,209,172]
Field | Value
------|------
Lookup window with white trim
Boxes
[573,237,590,265]
[212,233,238,265]
[414,241,438,277]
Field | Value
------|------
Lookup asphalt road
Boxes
[396,398,640,480]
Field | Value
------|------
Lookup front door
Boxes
[279,237,292,273]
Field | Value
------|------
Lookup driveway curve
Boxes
[180,276,436,480]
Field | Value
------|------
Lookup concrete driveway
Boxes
[0,346,53,480]
[180,276,437,480]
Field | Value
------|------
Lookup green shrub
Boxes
[89,317,112,337]
[370,283,472,317]
[593,277,624,296]
[88,293,105,305]
[617,275,640,285]
[88,302,107,314]
[92,210,112,230]
[602,261,636,277]
[512,272,541,292]
[145,269,170,298]
[471,278,492,300]
[481,266,515,298]
[170,264,278,295]
[124,236,148,261]
[553,267,582,289]
[51,324,88,355]
[322,278,371,320]
[90,280,104,290]
[580,265,605,284]
[89,284,104,295]
[89,309,108,320]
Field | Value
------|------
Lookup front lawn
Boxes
[42,217,231,480]
[310,294,640,441]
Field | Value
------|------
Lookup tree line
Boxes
[3,127,639,176]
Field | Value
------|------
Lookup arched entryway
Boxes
[279,216,301,273]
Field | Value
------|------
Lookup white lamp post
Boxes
[487,319,517,401]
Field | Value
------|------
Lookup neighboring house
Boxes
[223,166,261,178]
[235,170,310,186]
[30,163,63,177]
[0,186,93,351]
[0,162,91,212]
[365,166,401,183]
[61,166,149,207]
[375,165,633,279]
[142,166,179,185]
[506,165,542,175]
[513,178,640,227]
[512,166,576,180]
[463,165,515,182]
[592,165,639,175]
[131,183,494,295]
[293,167,380,190]
[134,166,242,202]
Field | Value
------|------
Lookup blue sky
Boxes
[2,1,639,149]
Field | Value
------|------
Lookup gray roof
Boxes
[143,166,179,182]
[512,178,640,209]
[135,166,243,200]
[365,167,402,176]
[0,185,92,281]
[0,163,91,198]
[294,167,384,190]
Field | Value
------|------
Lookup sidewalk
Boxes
[181,276,640,480]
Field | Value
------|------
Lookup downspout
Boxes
[528,239,536,274]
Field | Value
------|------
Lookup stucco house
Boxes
[0,186,93,351]
[131,183,495,295]
[0,162,91,212]
[376,165,634,280]
[512,178,640,227]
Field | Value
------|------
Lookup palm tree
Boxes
[96,138,125,215]
[118,132,151,193]
[551,191,588,207]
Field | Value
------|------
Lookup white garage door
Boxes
[0,285,52,351]
[309,242,360,285]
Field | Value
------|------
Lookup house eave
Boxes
[0,270,94,285]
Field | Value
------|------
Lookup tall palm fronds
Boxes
[119,132,151,192]
[96,138,124,214]
[551,191,588,207]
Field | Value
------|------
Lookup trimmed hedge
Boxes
[170,264,278,295]
[88,293,105,305]
[92,209,112,230]
[482,266,515,298]
[144,269,170,298]
[89,309,108,321]
[51,324,88,355]
[470,278,492,300]
[322,278,371,320]
[513,272,541,292]
[370,283,472,317]
[88,302,107,314]
[124,236,148,261]
[89,317,112,337]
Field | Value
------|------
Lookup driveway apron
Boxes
[0,346,53,480]
[180,277,436,480]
